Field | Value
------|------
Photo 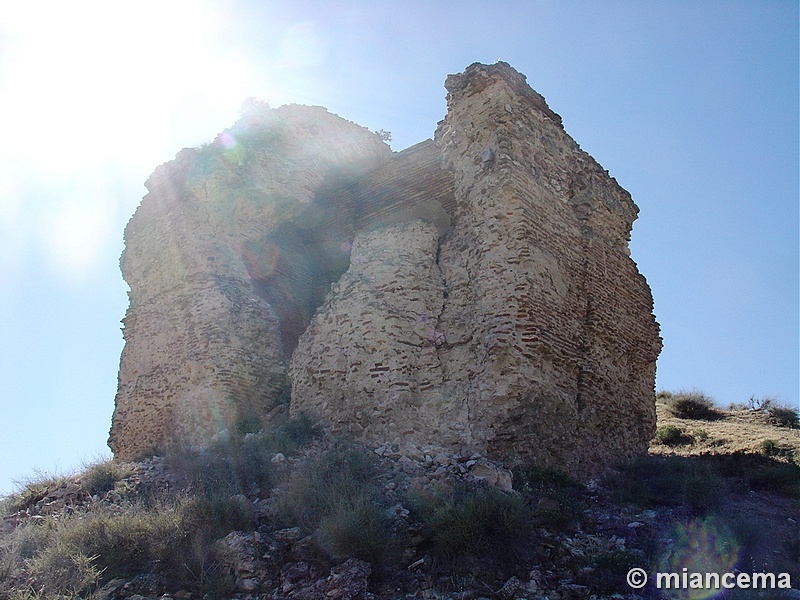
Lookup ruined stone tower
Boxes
[110,62,661,475]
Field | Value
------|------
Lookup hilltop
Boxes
[1,396,797,599]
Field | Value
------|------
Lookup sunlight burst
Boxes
[0,0,255,172]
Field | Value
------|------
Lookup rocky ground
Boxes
[1,398,798,600]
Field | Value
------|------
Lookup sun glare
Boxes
[0,0,264,281]
[0,1,332,282]
[43,197,115,281]
[0,0,255,172]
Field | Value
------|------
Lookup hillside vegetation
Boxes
[1,394,798,599]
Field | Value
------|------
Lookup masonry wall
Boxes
[290,63,661,473]
[109,106,390,459]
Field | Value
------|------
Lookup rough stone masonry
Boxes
[109,62,662,475]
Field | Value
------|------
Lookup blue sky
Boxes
[0,1,797,495]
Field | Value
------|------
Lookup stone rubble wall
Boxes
[290,63,661,474]
[288,221,462,447]
[109,106,391,460]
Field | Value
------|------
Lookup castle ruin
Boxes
[109,62,662,475]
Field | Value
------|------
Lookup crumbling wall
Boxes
[109,106,391,460]
[435,63,661,469]
[290,63,661,473]
[288,220,461,445]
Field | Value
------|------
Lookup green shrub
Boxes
[0,522,52,582]
[182,492,256,536]
[80,459,132,497]
[654,424,691,446]
[167,433,274,500]
[6,472,70,513]
[747,462,800,498]
[1,522,51,564]
[25,539,101,596]
[611,456,724,516]
[2,417,322,597]
[680,467,725,515]
[760,439,780,456]
[275,443,377,532]
[513,464,581,491]
[61,501,188,579]
[273,442,398,564]
[766,405,799,428]
[15,496,240,593]
[665,391,722,420]
[272,412,322,453]
[3,505,184,594]
[513,465,585,530]
[5,589,50,600]
[166,413,320,501]
[413,483,533,571]
[655,390,673,402]
[315,496,395,563]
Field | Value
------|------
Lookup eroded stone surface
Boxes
[109,105,391,459]
[290,63,661,474]
[289,220,459,446]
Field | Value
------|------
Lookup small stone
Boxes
[470,462,514,491]
[386,503,409,519]
[238,577,260,592]
[559,583,590,599]
[271,452,286,463]
[497,575,521,598]
[523,578,538,593]
[273,526,303,543]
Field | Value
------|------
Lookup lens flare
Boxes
[657,517,741,599]
[218,132,247,165]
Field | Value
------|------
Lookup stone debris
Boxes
[5,439,781,600]
[213,531,271,593]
